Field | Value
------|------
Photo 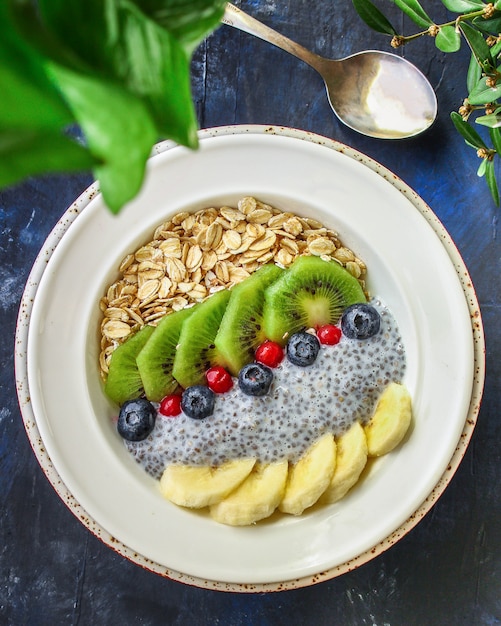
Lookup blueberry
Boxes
[238,362,273,396]
[286,331,320,366]
[341,303,381,339]
[117,398,156,441]
[181,385,215,419]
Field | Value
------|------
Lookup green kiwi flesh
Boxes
[171,288,231,388]
[136,307,195,402]
[214,264,284,375]
[104,324,155,405]
[263,255,366,344]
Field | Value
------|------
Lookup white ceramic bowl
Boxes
[15,126,484,591]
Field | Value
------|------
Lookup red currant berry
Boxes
[255,340,284,368]
[205,366,233,393]
[159,394,182,417]
[317,324,342,345]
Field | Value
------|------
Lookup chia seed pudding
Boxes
[124,298,406,480]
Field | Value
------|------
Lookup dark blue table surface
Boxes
[1,1,500,624]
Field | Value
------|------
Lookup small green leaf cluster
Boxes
[353,0,501,205]
[0,0,225,213]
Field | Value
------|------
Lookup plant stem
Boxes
[396,7,491,45]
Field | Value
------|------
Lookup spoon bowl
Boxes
[223,4,437,139]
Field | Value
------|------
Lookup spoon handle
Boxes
[223,3,325,73]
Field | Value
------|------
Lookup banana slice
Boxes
[210,461,288,526]
[364,382,412,457]
[319,421,368,504]
[279,433,336,516]
[159,458,256,508]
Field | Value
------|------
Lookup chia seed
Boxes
[124,299,406,479]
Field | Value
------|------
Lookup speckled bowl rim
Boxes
[15,125,485,592]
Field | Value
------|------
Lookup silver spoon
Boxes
[223,3,437,139]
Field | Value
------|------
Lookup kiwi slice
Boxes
[136,307,195,402]
[172,289,231,388]
[214,264,284,375]
[262,255,366,344]
[104,324,155,405]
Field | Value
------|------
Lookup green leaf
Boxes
[441,0,485,12]
[139,0,226,53]
[472,15,501,35]
[0,0,226,212]
[467,51,482,93]
[49,63,157,213]
[485,158,500,204]
[36,0,199,148]
[490,37,501,58]
[435,25,461,52]
[476,108,501,127]
[459,22,494,70]
[0,3,73,130]
[0,0,94,188]
[0,53,71,131]
[32,0,225,65]
[477,157,487,176]
[0,130,95,187]
[489,126,501,152]
[352,0,397,35]
[451,111,488,148]
[468,77,501,104]
[393,0,433,29]
[6,0,89,72]
[97,1,201,148]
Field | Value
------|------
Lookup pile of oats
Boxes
[99,197,367,379]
